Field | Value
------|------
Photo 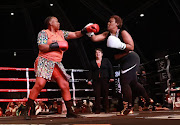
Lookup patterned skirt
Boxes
[34,56,71,81]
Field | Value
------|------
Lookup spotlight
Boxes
[50,3,53,6]
[140,14,144,17]
[14,52,16,56]
[11,12,14,16]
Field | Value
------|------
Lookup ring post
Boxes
[26,68,30,98]
[71,69,76,106]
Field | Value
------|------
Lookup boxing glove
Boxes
[107,35,126,50]
[81,23,100,34]
[86,32,95,37]
[49,40,68,51]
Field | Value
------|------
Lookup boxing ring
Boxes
[0,67,91,104]
[0,52,180,110]
[140,52,180,109]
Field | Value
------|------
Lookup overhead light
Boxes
[11,12,14,16]
[140,14,144,17]
[14,52,16,56]
[50,3,53,6]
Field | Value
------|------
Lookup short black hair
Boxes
[44,16,54,28]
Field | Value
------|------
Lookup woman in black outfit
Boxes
[88,15,150,115]
[88,48,114,114]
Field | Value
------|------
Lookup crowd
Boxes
[0,99,95,117]
[0,96,156,117]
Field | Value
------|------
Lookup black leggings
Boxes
[118,52,149,107]
[92,78,109,112]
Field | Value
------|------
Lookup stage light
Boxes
[14,52,16,56]
[11,12,14,16]
[50,3,53,6]
[140,14,144,17]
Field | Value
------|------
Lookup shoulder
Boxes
[38,30,48,36]
[103,58,110,61]
[90,59,96,63]
[120,30,131,36]
[61,30,69,39]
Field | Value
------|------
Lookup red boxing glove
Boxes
[49,40,68,51]
[81,23,100,34]
[58,40,69,51]
[86,23,100,33]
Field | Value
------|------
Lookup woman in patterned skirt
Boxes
[25,16,99,119]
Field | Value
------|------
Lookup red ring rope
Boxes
[0,78,36,82]
[0,89,48,92]
[0,67,91,103]
[0,67,34,71]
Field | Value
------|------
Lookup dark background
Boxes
[0,0,180,109]
[0,0,179,69]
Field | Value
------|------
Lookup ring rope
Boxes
[0,78,36,82]
[0,67,91,103]
[0,67,89,72]
[0,98,49,102]
[0,89,94,92]
[0,67,34,71]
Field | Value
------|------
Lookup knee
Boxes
[60,81,70,91]
[33,82,45,91]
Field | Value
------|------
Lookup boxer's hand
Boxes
[81,23,100,34]
[58,41,68,51]
[49,40,68,51]
[107,35,126,50]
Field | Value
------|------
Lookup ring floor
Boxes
[0,110,180,125]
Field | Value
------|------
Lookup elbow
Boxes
[129,46,134,51]
[90,35,99,42]
[125,44,134,52]
[38,45,50,53]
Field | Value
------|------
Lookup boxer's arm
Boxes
[66,31,83,40]
[65,23,100,40]
[121,30,134,51]
[37,30,69,52]
[90,31,109,42]
[37,30,50,52]
[38,44,50,52]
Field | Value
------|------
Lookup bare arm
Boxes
[90,31,109,42]
[121,30,134,51]
[37,30,50,53]
[38,44,50,53]
[66,31,83,40]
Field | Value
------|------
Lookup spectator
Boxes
[17,98,27,116]
[35,101,49,115]
[5,102,18,116]
[88,48,114,114]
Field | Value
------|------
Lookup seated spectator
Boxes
[17,97,27,116]
[5,102,18,116]
[35,101,49,115]
[49,101,58,114]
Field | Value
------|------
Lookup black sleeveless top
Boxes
[101,29,127,65]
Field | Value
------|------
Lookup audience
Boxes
[35,101,49,115]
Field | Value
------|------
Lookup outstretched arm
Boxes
[66,23,100,40]
[90,31,109,42]
[66,31,83,40]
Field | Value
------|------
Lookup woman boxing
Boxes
[25,16,99,119]
[87,15,150,115]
